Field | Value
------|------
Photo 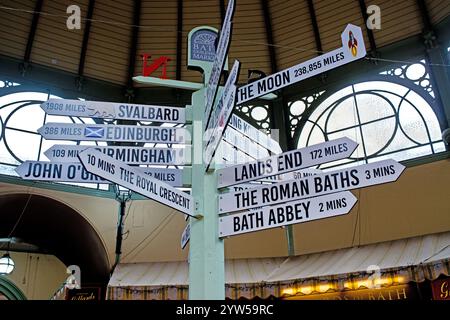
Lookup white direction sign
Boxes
[219,159,405,213]
[228,114,282,154]
[236,24,367,105]
[15,161,183,187]
[222,125,270,159]
[45,145,190,165]
[217,137,358,188]
[78,149,194,216]
[38,123,190,144]
[204,0,235,128]
[204,62,240,169]
[204,60,240,140]
[219,191,357,237]
[281,168,322,180]
[41,99,185,124]
[181,223,190,250]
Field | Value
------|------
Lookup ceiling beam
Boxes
[77,0,95,79]
[260,0,277,74]
[358,0,378,54]
[306,0,323,54]
[417,0,433,33]
[176,0,183,80]
[21,0,44,73]
[126,0,142,93]
[219,0,225,24]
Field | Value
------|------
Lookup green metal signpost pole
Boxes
[189,87,225,300]
[134,26,228,300]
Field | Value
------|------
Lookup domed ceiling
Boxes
[1,0,449,91]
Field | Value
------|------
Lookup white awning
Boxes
[266,231,450,282]
[109,258,285,287]
[109,231,450,289]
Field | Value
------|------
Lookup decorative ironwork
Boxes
[291,79,444,171]
[0,81,20,89]
[288,91,325,137]
[235,103,271,133]
[380,60,435,98]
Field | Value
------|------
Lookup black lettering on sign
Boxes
[325,197,347,211]
[97,159,115,174]
[373,164,396,178]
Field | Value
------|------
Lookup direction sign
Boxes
[204,60,240,140]
[228,114,282,154]
[222,127,270,159]
[15,161,183,186]
[219,191,357,237]
[181,223,190,249]
[78,149,194,216]
[219,159,405,213]
[204,63,239,169]
[217,137,358,188]
[204,0,235,128]
[38,123,190,144]
[41,99,185,124]
[236,24,367,105]
[44,145,190,165]
[281,168,322,180]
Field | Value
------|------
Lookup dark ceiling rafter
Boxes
[176,0,183,80]
[260,0,278,74]
[358,0,378,54]
[416,0,438,49]
[126,0,142,97]
[417,0,434,33]
[219,0,225,24]
[21,0,44,74]
[306,0,323,55]
[76,0,96,89]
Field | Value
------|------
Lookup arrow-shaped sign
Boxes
[204,0,235,129]
[15,161,183,186]
[78,149,194,216]
[38,123,190,144]
[219,159,405,213]
[204,61,240,170]
[217,137,358,188]
[228,114,282,155]
[219,191,357,237]
[44,145,190,165]
[236,24,367,105]
[40,99,185,124]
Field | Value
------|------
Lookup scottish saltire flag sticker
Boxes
[84,127,105,138]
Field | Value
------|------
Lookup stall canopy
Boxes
[107,231,450,300]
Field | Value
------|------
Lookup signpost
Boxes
[219,159,405,213]
[78,149,194,216]
[15,161,183,187]
[217,137,358,188]
[126,19,390,301]
[204,0,235,129]
[236,24,367,104]
[44,145,190,165]
[218,191,357,237]
[38,123,191,144]
[41,99,186,123]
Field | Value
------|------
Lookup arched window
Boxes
[0,85,188,191]
[293,79,445,170]
[0,90,108,189]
